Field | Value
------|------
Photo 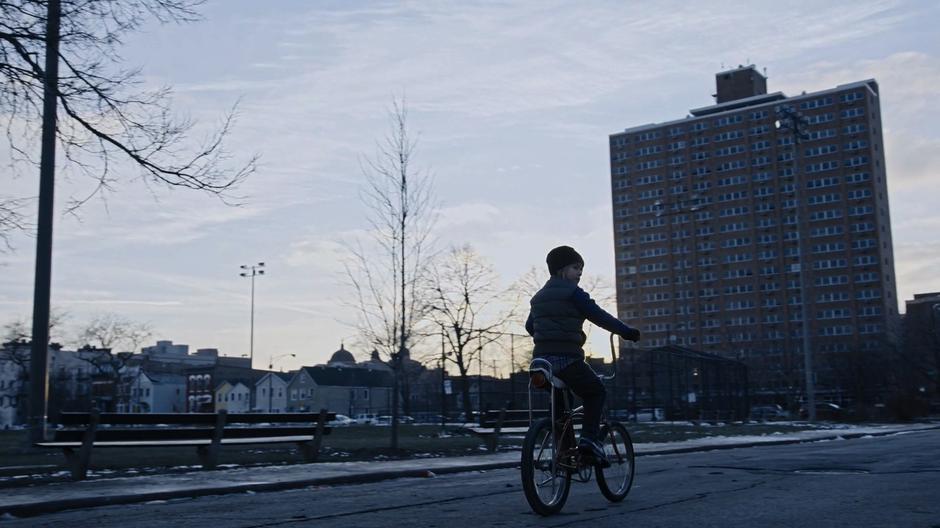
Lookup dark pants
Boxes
[554,361,606,441]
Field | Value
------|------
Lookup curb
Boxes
[4,425,938,518]
[634,424,940,455]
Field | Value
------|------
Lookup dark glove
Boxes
[621,327,641,342]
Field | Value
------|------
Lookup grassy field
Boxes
[0,421,824,487]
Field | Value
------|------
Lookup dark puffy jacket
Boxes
[528,277,586,358]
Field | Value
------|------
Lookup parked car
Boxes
[630,408,665,422]
[799,402,843,420]
[353,413,379,425]
[749,404,791,421]
[609,409,631,420]
[372,415,392,426]
[328,414,355,426]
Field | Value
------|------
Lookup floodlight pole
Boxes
[775,105,816,422]
[239,262,265,370]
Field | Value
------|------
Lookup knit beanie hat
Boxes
[546,245,584,274]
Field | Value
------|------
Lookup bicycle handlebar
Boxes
[596,333,619,381]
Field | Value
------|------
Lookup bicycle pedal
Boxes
[578,446,611,468]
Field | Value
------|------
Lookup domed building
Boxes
[326,343,356,367]
[362,349,393,372]
[281,343,431,416]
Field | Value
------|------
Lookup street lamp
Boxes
[774,104,816,422]
[655,193,703,346]
[239,262,265,370]
[266,352,295,413]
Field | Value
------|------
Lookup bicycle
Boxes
[520,333,636,516]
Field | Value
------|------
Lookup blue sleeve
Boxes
[570,287,633,336]
[525,312,534,336]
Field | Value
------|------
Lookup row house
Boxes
[255,372,291,413]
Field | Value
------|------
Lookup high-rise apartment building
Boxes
[609,66,898,400]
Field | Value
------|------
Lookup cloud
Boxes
[4,0,936,365]
[884,132,940,189]
[435,202,501,230]
[284,237,351,272]
[894,241,940,308]
[55,299,183,306]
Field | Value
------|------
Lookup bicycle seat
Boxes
[528,358,567,389]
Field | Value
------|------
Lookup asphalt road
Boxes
[8,429,940,528]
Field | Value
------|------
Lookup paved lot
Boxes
[6,428,939,527]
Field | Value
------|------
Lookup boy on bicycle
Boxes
[525,245,641,465]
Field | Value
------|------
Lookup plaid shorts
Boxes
[536,354,581,375]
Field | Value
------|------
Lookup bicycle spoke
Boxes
[608,436,624,464]
[595,422,635,502]
[522,417,571,515]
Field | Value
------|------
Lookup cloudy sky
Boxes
[1,0,938,372]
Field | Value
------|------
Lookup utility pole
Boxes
[28,0,61,445]
[477,334,483,413]
[775,105,816,422]
[267,353,294,412]
[440,326,446,432]
[509,333,516,408]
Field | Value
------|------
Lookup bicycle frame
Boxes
[522,333,637,515]
[526,334,622,469]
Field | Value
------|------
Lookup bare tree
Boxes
[69,313,150,411]
[512,265,614,310]
[2,308,69,343]
[344,98,436,448]
[1,309,68,420]
[425,244,514,415]
[71,344,133,411]
[75,312,152,352]
[0,0,257,240]
[0,197,30,252]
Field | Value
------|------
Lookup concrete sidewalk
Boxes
[2,422,937,519]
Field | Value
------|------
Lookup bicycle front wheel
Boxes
[520,417,571,516]
[595,421,635,502]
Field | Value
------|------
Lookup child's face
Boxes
[559,263,583,284]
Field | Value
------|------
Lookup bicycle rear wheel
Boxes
[520,417,571,516]
[595,421,635,502]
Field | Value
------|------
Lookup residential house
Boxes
[185,364,264,412]
[123,370,186,413]
[215,380,251,413]
[287,365,395,415]
[1,341,102,427]
[285,346,396,415]
[254,372,292,413]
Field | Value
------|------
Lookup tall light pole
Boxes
[654,193,703,345]
[266,352,294,412]
[654,194,703,420]
[239,262,265,370]
[775,105,816,422]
